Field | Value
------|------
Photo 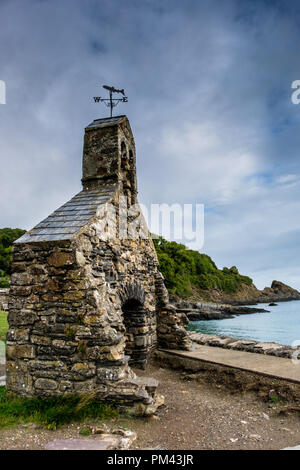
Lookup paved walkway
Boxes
[0,363,5,386]
[161,344,300,384]
[2,346,300,386]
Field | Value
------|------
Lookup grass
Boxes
[0,387,118,430]
[79,427,92,436]
[0,311,8,343]
[0,313,119,431]
[270,394,280,404]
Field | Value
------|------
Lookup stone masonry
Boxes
[6,115,190,415]
[0,289,9,311]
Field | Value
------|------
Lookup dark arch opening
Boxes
[121,141,127,170]
[122,298,156,369]
[120,141,131,204]
[129,148,134,163]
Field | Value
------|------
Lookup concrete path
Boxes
[44,438,115,450]
[161,344,300,384]
[0,363,5,386]
[283,445,300,450]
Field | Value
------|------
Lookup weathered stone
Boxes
[10,272,33,286]
[7,328,30,343]
[106,348,124,362]
[29,265,47,275]
[0,288,9,311]
[6,344,35,359]
[6,116,191,413]
[97,364,130,382]
[29,360,67,372]
[59,380,73,392]
[30,335,52,346]
[189,331,298,359]
[47,252,74,268]
[83,314,103,325]
[75,251,86,266]
[10,286,32,297]
[42,293,62,302]
[73,379,96,393]
[71,363,96,378]
[63,291,85,301]
[35,378,58,390]
[44,279,60,292]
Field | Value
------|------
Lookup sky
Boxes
[1,0,300,290]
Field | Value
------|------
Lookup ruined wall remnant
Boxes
[0,289,9,311]
[6,115,190,415]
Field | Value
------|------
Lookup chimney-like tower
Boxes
[82,115,137,204]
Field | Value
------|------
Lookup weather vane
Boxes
[93,85,128,117]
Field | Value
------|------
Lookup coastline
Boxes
[171,280,300,321]
[173,280,300,307]
[173,302,271,321]
[187,300,300,347]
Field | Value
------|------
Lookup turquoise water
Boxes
[188,300,300,346]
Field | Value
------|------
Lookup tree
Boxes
[152,235,253,298]
[0,228,26,287]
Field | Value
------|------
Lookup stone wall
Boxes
[189,331,298,359]
[154,349,300,402]
[6,116,191,414]
[0,289,9,311]
[7,208,189,413]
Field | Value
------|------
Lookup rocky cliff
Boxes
[171,280,300,321]
[177,280,300,305]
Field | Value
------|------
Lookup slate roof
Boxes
[15,186,116,244]
[86,115,125,130]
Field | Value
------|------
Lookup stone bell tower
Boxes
[82,116,137,205]
[6,115,190,415]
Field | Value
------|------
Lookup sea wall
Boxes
[189,331,299,359]
[154,349,300,402]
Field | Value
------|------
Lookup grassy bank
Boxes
[0,311,8,343]
[0,387,118,430]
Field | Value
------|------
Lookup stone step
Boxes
[130,376,159,394]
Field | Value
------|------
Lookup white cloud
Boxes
[1,0,300,290]
[159,121,261,204]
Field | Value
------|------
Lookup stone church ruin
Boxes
[6,115,190,415]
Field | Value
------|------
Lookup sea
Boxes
[188,300,300,347]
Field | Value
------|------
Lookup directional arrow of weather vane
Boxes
[93,85,128,117]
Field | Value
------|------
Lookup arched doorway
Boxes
[122,298,156,369]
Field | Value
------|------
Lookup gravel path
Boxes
[132,363,300,450]
[0,361,299,450]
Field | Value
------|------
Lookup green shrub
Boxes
[0,270,10,288]
[270,394,279,404]
[0,228,26,287]
[0,311,8,343]
[0,387,118,430]
[79,427,92,436]
[152,235,253,298]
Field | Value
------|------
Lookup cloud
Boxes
[1,0,300,290]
